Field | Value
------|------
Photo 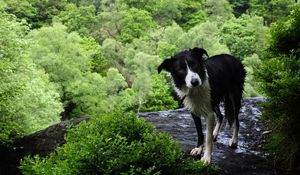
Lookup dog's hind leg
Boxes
[228,88,242,149]
[190,113,204,156]
[213,107,223,141]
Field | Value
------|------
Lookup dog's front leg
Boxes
[201,112,214,164]
[190,113,204,156]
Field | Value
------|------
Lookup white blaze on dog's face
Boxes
[185,61,202,88]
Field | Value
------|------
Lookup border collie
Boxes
[158,47,246,164]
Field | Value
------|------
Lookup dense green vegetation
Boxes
[257,3,300,172]
[0,0,299,173]
[20,111,218,174]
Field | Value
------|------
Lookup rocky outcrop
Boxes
[0,97,273,175]
[0,117,87,175]
[140,97,274,175]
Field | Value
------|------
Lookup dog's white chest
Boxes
[175,80,212,116]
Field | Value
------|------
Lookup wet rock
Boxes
[0,117,87,175]
[0,97,273,175]
[14,116,87,157]
[139,97,275,175]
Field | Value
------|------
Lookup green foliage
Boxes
[249,0,296,25]
[27,23,90,95]
[178,0,206,30]
[118,8,156,43]
[256,4,300,171]
[0,10,62,143]
[121,0,183,26]
[2,0,37,22]
[30,0,68,28]
[0,0,271,147]
[228,0,250,17]
[141,74,178,112]
[1,0,284,172]
[268,4,300,55]
[80,37,109,75]
[204,0,234,26]
[20,112,216,175]
[68,0,102,12]
[94,3,124,42]
[220,14,268,59]
[26,22,130,118]
[242,54,262,97]
[101,38,124,69]
[149,0,183,26]
[57,3,97,36]
[179,21,230,55]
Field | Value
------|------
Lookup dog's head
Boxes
[158,47,208,89]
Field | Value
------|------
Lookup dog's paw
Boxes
[229,139,238,149]
[201,155,211,165]
[190,146,203,156]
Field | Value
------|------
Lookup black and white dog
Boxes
[158,47,246,164]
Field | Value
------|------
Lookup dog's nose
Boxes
[191,79,199,86]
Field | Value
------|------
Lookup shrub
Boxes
[256,4,300,172]
[20,111,217,175]
[141,74,178,112]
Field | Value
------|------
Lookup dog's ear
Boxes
[191,47,209,60]
[158,58,172,73]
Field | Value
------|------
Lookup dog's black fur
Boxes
[158,47,246,164]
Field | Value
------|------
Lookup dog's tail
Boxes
[224,94,235,127]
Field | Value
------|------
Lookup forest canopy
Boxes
[0,0,299,174]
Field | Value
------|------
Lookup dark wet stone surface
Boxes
[139,97,275,175]
[0,97,274,175]
[0,117,87,175]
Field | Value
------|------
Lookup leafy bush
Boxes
[20,112,217,175]
[242,54,263,97]
[141,74,178,112]
[256,4,300,172]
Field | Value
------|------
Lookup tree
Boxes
[2,0,37,23]
[27,23,90,95]
[80,37,109,75]
[268,3,300,55]
[29,0,68,28]
[141,74,178,112]
[101,38,124,71]
[0,9,62,143]
[160,22,185,48]
[177,0,206,30]
[228,0,250,17]
[93,2,125,42]
[68,0,102,12]
[242,54,262,97]
[128,52,160,112]
[204,0,234,26]
[57,3,97,36]
[118,8,156,43]
[220,14,268,59]
[249,0,296,25]
[122,0,184,25]
[149,0,183,26]
[179,21,230,55]
[27,23,100,118]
